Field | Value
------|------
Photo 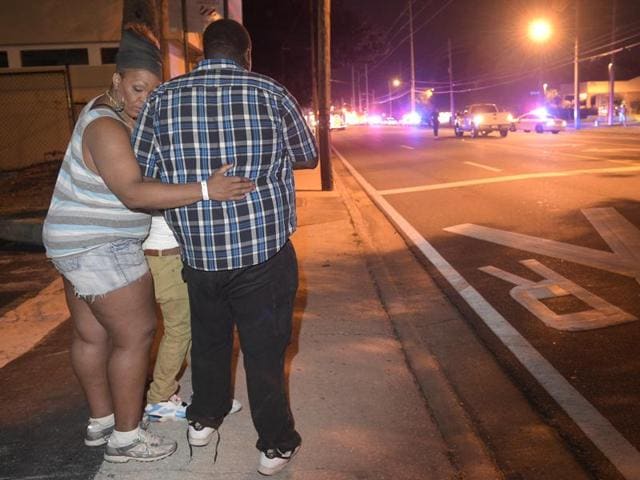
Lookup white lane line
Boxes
[333,145,640,480]
[470,139,606,162]
[378,165,640,196]
[463,161,502,172]
[578,135,640,143]
[585,147,640,153]
[608,159,635,165]
[400,145,415,150]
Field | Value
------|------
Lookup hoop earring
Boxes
[105,89,125,113]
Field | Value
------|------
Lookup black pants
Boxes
[183,241,301,452]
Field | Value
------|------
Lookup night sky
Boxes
[244,0,640,114]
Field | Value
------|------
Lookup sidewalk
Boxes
[0,165,461,479]
[96,170,455,480]
[95,167,457,479]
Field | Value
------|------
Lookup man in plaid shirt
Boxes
[132,19,317,476]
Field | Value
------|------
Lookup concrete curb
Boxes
[0,216,43,246]
[332,163,502,479]
[329,145,594,479]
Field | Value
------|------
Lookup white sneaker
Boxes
[104,429,177,463]
[229,398,242,415]
[258,446,300,476]
[144,394,187,422]
[84,420,114,447]
[187,421,216,447]
[187,398,243,446]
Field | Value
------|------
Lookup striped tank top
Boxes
[42,98,151,258]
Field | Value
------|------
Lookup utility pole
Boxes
[364,63,369,113]
[448,38,454,120]
[317,0,333,190]
[309,0,318,121]
[573,0,580,130]
[351,65,356,110]
[408,0,416,113]
[607,0,617,126]
[357,70,362,112]
[181,0,189,72]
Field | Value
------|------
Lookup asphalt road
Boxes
[332,124,640,479]
[0,240,58,315]
[0,160,59,314]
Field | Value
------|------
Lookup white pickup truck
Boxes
[454,104,514,138]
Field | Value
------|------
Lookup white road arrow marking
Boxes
[444,208,640,283]
[480,259,637,331]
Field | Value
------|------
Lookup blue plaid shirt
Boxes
[132,59,317,271]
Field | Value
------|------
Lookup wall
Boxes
[0,0,122,45]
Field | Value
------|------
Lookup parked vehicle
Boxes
[454,104,514,138]
[516,111,566,134]
[330,112,347,130]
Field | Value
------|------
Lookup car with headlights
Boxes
[516,112,566,134]
[454,103,513,138]
[304,110,347,131]
[330,112,346,130]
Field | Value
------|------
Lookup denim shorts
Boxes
[51,239,149,300]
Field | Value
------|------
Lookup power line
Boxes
[426,18,640,86]
[427,39,640,95]
[369,0,454,73]
[382,3,411,42]
[427,23,640,89]
[367,8,640,103]
[375,0,453,70]
[373,88,412,104]
[385,1,431,44]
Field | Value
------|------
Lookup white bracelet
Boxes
[200,180,209,201]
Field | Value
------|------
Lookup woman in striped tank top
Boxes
[42,25,254,463]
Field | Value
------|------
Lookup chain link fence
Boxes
[0,69,74,171]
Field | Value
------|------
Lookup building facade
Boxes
[559,77,640,116]
[0,0,242,170]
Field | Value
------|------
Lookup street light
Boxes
[526,16,579,129]
[528,18,552,101]
[528,18,552,43]
[388,78,401,117]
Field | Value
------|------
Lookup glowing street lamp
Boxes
[528,18,552,43]
[527,13,580,129]
[528,18,553,108]
[388,78,401,117]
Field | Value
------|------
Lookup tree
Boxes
[331,4,385,69]
[244,0,384,106]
